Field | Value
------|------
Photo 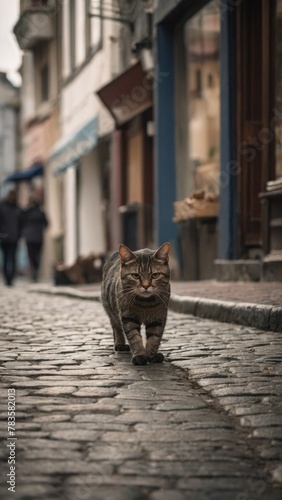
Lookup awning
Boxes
[96,62,153,126]
[49,115,99,175]
[4,162,44,183]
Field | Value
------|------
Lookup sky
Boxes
[0,0,22,86]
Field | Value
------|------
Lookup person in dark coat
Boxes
[0,189,23,286]
[22,196,48,282]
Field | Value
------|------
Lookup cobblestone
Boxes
[0,287,281,499]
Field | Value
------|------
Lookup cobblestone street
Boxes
[0,287,282,500]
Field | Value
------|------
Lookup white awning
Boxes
[50,116,99,175]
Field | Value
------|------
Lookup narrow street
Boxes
[0,287,282,500]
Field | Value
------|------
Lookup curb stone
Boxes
[169,295,282,333]
[29,286,282,333]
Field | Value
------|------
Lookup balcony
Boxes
[14,0,55,50]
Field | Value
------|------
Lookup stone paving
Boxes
[40,281,282,332]
[0,287,282,500]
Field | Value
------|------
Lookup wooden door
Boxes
[123,111,154,249]
[237,0,275,254]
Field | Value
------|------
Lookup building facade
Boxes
[48,0,126,266]
[14,0,156,279]
[0,73,20,196]
[0,73,20,272]
[96,0,156,252]
[13,0,61,279]
[14,0,282,282]
[154,0,282,281]
[49,0,156,266]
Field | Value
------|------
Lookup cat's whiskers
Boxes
[128,292,138,306]
[117,289,138,307]
[117,288,135,299]
[154,290,169,307]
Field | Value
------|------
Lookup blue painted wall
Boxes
[155,24,177,247]
[155,0,238,260]
[218,6,238,259]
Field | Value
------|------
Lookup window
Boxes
[185,1,220,194]
[31,0,49,6]
[63,0,102,78]
[85,0,91,52]
[87,0,102,51]
[69,0,76,71]
[40,63,49,102]
[34,43,49,105]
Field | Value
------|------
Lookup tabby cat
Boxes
[101,243,170,365]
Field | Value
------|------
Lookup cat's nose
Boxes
[141,281,150,290]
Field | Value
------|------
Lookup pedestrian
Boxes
[0,189,23,286]
[22,195,48,282]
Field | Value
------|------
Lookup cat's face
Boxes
[119,243,170,299]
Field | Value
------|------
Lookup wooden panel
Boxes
[142,109,154,246]
[96,62,153,126]
[241,123,264,246]
[110,130,124,250]
[127,130,143,204]
[143,109,154,206]
[237,0,274,252]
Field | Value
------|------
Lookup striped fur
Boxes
[101,243,170,365]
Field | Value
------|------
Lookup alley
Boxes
[0,288,282,500]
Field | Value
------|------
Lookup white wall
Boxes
[60,24,115,138]
[78,148,105,255]
[63,149,106,264]
[64,166,77,265]
[1,108,16,176]
[41,163,60,279]
[0,81,18,191]
[21,52,35,125]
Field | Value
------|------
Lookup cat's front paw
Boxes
[148,352,164,363]
[115,343,130,352]
[132,354,148,365]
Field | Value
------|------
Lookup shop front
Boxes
[97,61,155,251]
[49,115,109,266]
[259,0,282,280]
[222,0,282,281]
[155,0,282,281]
[155,0,221,279]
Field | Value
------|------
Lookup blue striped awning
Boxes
[50,116,99,175]
[4,162,44,183]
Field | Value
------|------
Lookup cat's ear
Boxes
[119,244,136,264]
[153,242,170,262]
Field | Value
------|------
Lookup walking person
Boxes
[22,195,48,282]
[0,189,23,286]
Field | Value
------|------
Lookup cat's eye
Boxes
[151,272,160,279]
[131,273,140,279]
